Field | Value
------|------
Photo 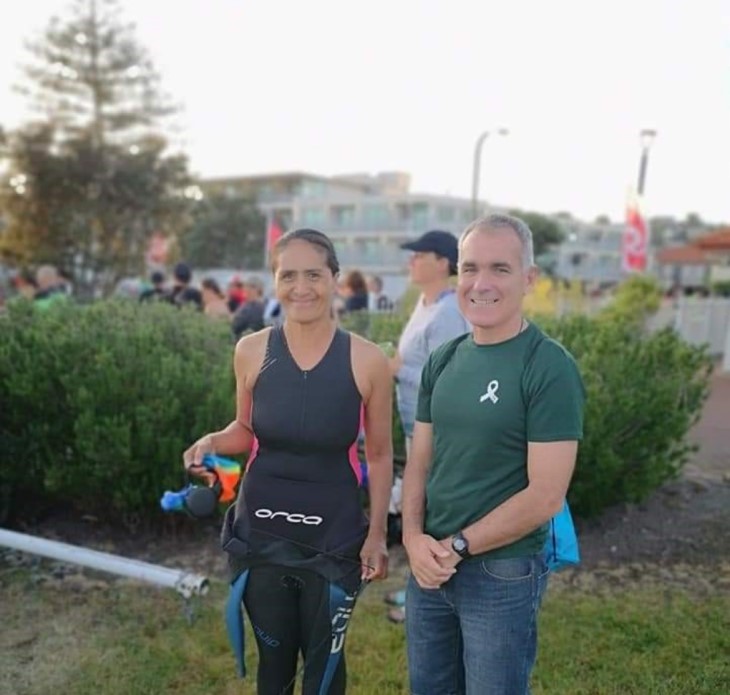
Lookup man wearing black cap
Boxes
[390,230,470,448]
[166,262,203,311]
[386,231,469,621]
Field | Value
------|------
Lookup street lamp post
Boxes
[471,128,509,219]
[637,128,657,195]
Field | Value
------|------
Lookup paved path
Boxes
[688,369,730,479]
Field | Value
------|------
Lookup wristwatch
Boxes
[451,531,471,559]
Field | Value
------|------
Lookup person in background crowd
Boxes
[34,265,69,309]
[202,278,232,320]
[367,275,393,312]
[166,262,203,311]
[385,230,470,622]
[342,270,369,313]
[227,275,247,313]
[139,270,167,303]
[12,269,38,300]
[231,276,266,339]
[263,292,283,327]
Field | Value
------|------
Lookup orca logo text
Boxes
[254,508,324,525]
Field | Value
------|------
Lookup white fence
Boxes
[649,297,730,360]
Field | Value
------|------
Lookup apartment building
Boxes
[200,171,483,298]
[554,219,626,284]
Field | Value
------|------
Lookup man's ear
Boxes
[525,265,539,294]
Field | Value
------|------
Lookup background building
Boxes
[553,218,626,285]
[201,171,486,299]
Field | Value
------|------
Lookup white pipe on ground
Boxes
[0,528,209,598]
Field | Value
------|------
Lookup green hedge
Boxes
[535,313,711,516]
[0,299,235,524]
[345,305,712,519]
[0,297,712,524]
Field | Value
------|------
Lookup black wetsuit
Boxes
[222,326,368,695]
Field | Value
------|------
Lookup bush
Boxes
[0,300,712,524]
[600,275,662,325]
[537,313,712,517]
[712,280,730,297]
[0,299,235,524]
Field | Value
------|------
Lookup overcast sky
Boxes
[1,0,728,222]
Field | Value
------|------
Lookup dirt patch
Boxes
[6,467,728,599]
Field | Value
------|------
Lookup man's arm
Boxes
[438,440,578,564]
[402,421,455,588]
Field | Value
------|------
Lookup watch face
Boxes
[453,536,467,553]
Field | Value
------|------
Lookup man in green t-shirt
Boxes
[402,213,585,695]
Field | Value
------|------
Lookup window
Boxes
[437,206,455,223]
[301,180,327,198]
[301,206,325,226]
[362,204,389,226]
[363,240,382,264]
[412,203,429,227]
[330,205,356,226]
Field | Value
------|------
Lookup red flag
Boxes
[266,215,284,256]
[621,192,648,272]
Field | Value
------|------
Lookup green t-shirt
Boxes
[416,322,585,559]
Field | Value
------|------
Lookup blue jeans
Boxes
[405,553,549,695]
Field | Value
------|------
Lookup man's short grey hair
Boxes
[460,214,535,268]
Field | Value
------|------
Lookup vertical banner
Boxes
[622,189,648,272]
[265,212,284,267]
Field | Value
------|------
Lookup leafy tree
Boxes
[18,0,174,148]
[684,212,704,228]
[594,214,611,224]
[508,209,565,258]
[0,0,192,295]
[179,194,266,269]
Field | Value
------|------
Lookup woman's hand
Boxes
[182,434,217,486]
[360,532,389,581]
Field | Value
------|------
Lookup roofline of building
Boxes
[199,171,369,191]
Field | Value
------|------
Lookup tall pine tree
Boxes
[0,0,192,295]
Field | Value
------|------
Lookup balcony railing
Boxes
[295,216,470,234]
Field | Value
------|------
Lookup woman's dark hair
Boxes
[271,228,340,275]
[201,277,224,298]
[344,269,367,295]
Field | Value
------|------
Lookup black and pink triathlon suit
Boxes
[222,325,369,695]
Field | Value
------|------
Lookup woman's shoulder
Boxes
[348,331,389,369]
[235,326,274,358]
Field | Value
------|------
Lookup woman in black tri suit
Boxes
[183,229,393,695]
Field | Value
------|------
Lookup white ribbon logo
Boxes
[479,380,500,404]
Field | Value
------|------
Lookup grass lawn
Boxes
[1,569,728,694]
